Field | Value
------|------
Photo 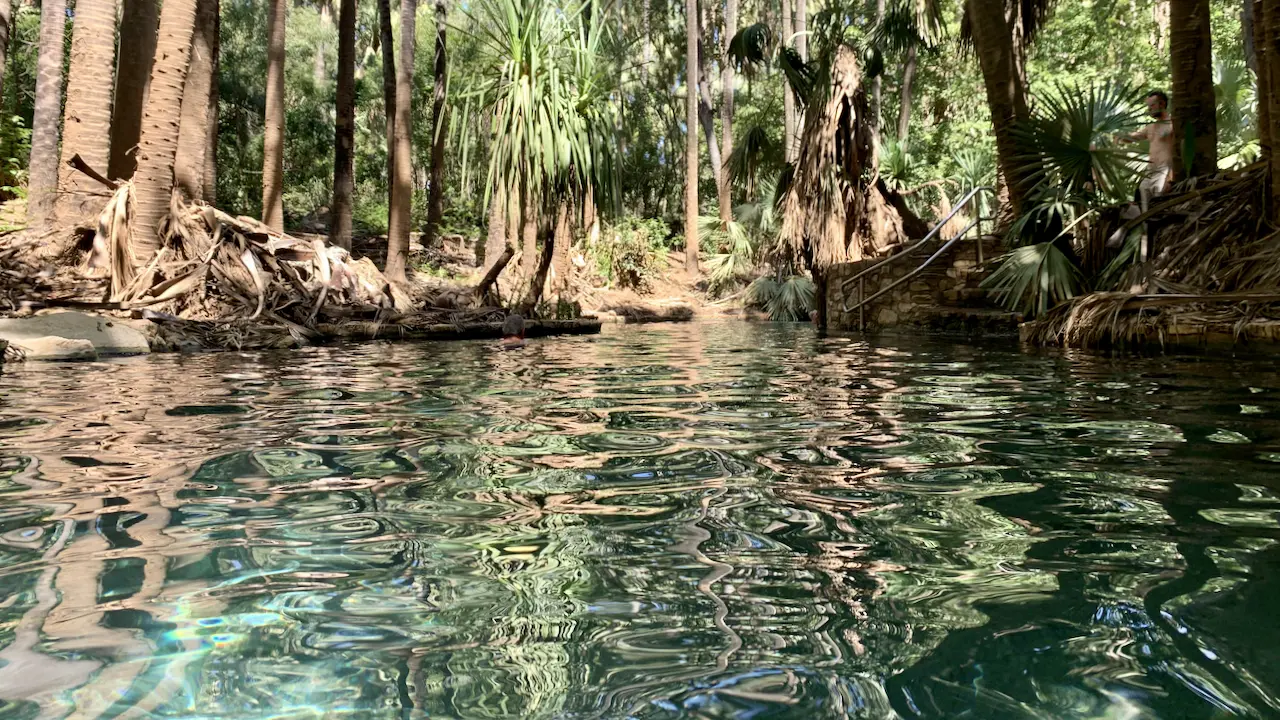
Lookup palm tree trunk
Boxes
[57,0,117,219]
[174,0,219,202]
[897,43,917,140]
[27,0,66,226]
[521,212,557,314]
[520,201,537,280]
[383,0,416,284]
[330,0,356,249]
[1170,0,1218,177]
[1253,0,1270,159]
[696,3,721,193]
[685,0,699,272]
[203,1,219,204]
[781,0,795,162]
[1264,0,1280,219]
[424,0,447,250]
[262,0,287,231]
[109,0,159,181]
[870,0,884,133]
[378,0,396,239]
[965,0,1029,216]
[131,0,200,261]
[718,0,736,225]
[313,0,331,87]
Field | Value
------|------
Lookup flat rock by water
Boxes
[4,336,98,361]
[0,312,150,360]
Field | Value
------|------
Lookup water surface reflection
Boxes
[1,322,1279,718]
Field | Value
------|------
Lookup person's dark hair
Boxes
[1146,90,1169,107]
[501,313,526,337]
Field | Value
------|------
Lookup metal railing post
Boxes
[858,277,865,331]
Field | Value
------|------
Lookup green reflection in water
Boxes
[0,323,1278,718]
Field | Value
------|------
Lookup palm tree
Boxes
[131,0,200,261]
[331,0,357,250]
[262,0,287,232]
[27,0,66,226]
[174,0,220,201]
[871,0,942,141]
[964,0,1031,216]
[383,0,418,284]
[1170,0,1218,176]
[468,0,618,306]
[718,0,737,224]
[109,0,159,180]
[685,0,699,271]
[57,0,117,218]
[424,0,449,250]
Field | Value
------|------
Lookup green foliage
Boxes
[880,138,915,192]
[745,275,815,321]
[982,242,1083,317]
[596,216,668,290]
[1013,82,1146,203]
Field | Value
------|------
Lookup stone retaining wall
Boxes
[826,238,1000,331]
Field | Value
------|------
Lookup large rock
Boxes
[5,336,98,361]
[0,312,150,356]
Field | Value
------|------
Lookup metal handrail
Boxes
[839,185,994,296]
[840,186,994,329]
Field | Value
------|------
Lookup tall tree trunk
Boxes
[1253,0,1270,160]
[718,0,736,224]
[424,0,447,249]
[378,0,396,234]
[642,0,652,81]
[520,200,537,280]
[1264,0,1280,220]
[384,0,416,283]
[57,0,117,219]
[870,0,883,132]
[203,0,219,204]
[27,0,66,226]
[0,0,14,108]
[262,0,287,231]
[314,0,331,87]
[174,0,219,202]
[331,0,356,249]
[1170,0,1218,178]
[965,0,1029,216]
[897,43,917,140]
[685,0,699,272]
[131,0,199,261]
[109,0,159,181]
[795,0,806,60]
[695,3,721,193]
[781,0,795,162]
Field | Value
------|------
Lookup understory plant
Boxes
[984,82,1145,316]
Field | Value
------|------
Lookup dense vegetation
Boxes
[0,0,1269,321]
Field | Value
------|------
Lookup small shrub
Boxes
[596,216,669,290]
[746,274,815,321]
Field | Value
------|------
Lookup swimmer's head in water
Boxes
[502,313,526,338]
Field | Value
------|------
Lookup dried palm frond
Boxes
[780,46,908,271]
[1024,164,1280,347]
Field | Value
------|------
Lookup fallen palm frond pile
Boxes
[0,169,546,349]
[1023,163,1280,348]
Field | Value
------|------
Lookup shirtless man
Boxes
[1121,90,1175,212]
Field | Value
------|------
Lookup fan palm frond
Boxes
[982,241,1082,316]
[1012,82,1146,202]
[728,22,774,74]
[777,47,818,107]
[726,124,780,196]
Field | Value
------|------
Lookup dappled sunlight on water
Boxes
[1,322,1279,718]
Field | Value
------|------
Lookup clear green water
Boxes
[1,322,1279,719]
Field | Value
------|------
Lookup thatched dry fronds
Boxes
[779,46,911,270]
[1024,164,1280,348]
